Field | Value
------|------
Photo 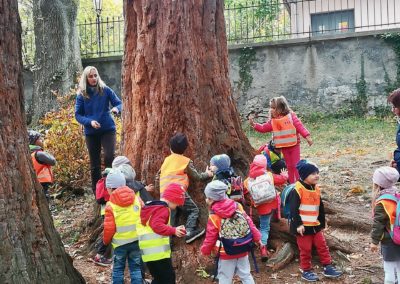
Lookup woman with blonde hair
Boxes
[75,66,122,195]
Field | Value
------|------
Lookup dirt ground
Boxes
[54,118,395,283]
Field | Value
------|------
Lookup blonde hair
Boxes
[78,66,106,98]
[270,96,292,116]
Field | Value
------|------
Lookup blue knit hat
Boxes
[296,159,319,181]
[210,154,231,172]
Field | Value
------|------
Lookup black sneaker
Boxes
[185,228,205,244]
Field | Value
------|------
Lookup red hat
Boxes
[161,183,185,206]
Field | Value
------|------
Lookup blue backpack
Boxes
[280,183,296,219]
[376,193,400,245]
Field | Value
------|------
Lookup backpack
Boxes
[218,210,253,255]
[247,173,276,206]
[280,183,295,219]
[95,177,110,204]
[226,176,244,202]
[376,193,400,245]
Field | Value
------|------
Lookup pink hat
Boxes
[253,154,267,168]
[373,166,399,189]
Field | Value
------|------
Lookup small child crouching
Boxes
[370,166,400,284]
[201,180,261,284]
[138,183,187,284]
[289,160,342,282]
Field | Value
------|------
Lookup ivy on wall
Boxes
[382,32,400,94]
[237,47,257,94]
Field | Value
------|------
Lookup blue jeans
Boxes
[259,213,272,246]
[112,241,142,284]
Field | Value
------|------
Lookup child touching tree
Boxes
[249,96,312,183]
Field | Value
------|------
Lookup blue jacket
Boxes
[75,86,122,135]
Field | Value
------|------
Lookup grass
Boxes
[244,116,397,157]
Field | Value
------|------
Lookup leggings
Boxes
[85,131,116,195]
[281,144,300,183]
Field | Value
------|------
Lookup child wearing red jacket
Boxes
[249,96,312,183]
[139,183,187,284]
[243,154,288,262]
[201,180,261,283]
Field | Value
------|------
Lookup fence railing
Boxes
[22,0,400,64]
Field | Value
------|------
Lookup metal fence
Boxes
[21,0,400,63]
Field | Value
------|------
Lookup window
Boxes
[311,10,355,36]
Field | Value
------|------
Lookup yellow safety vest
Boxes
[138,210,171,262]
[160,153,190,193]
[100,204,106,216]
[109,197,141,248]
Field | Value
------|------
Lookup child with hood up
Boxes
[243,154,288,262]
[370,166,400,284]
[201,180,261,284]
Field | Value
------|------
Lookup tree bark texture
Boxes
[29,0,82,125]
[122,0,254,186]
[0,1,84,283]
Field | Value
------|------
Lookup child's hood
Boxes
[140,201,169,225]
[249,162,267,179]
[211,199,237,218]
[109,186,135,207]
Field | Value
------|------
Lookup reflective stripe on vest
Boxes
[138,210,171,262]
[109,197,141,249]
[295,182,321,226]
[160,153,190,194]
[31,152,54,183]
[271,114,297,148]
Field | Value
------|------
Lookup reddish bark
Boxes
[0,1,84,282]
[122,0,254,186]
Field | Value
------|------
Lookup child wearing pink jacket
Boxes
[249,96,312,183]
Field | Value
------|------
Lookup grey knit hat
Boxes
[106,168,126,189]
[204,180,228,201]
[117,164,136,182]
[112,156,131,168]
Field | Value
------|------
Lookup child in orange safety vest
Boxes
[249,96,312,183]
[370,166,400,283]
[157,132,213,244]
[28,130,56,202]
[288,160,342,282]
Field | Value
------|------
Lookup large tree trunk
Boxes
[0,1,85,283]
[28,0,82,125]
[122,0,254,279]
[122,0,253,182]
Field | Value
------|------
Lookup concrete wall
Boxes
[229,30,398,117]
[290,0,400,37]
[23,30,399,117]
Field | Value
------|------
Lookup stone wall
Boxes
[23,30,399,117]
[228,30,398,117]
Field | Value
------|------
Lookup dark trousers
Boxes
[85,131,116,194]
[146,258,175,284]
[170,192,199,231]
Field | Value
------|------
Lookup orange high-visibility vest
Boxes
[271,114,297,148]
[31,152,54,183]
[159,153,190,194]
[295,182,320,226]
[376,199,397,231]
